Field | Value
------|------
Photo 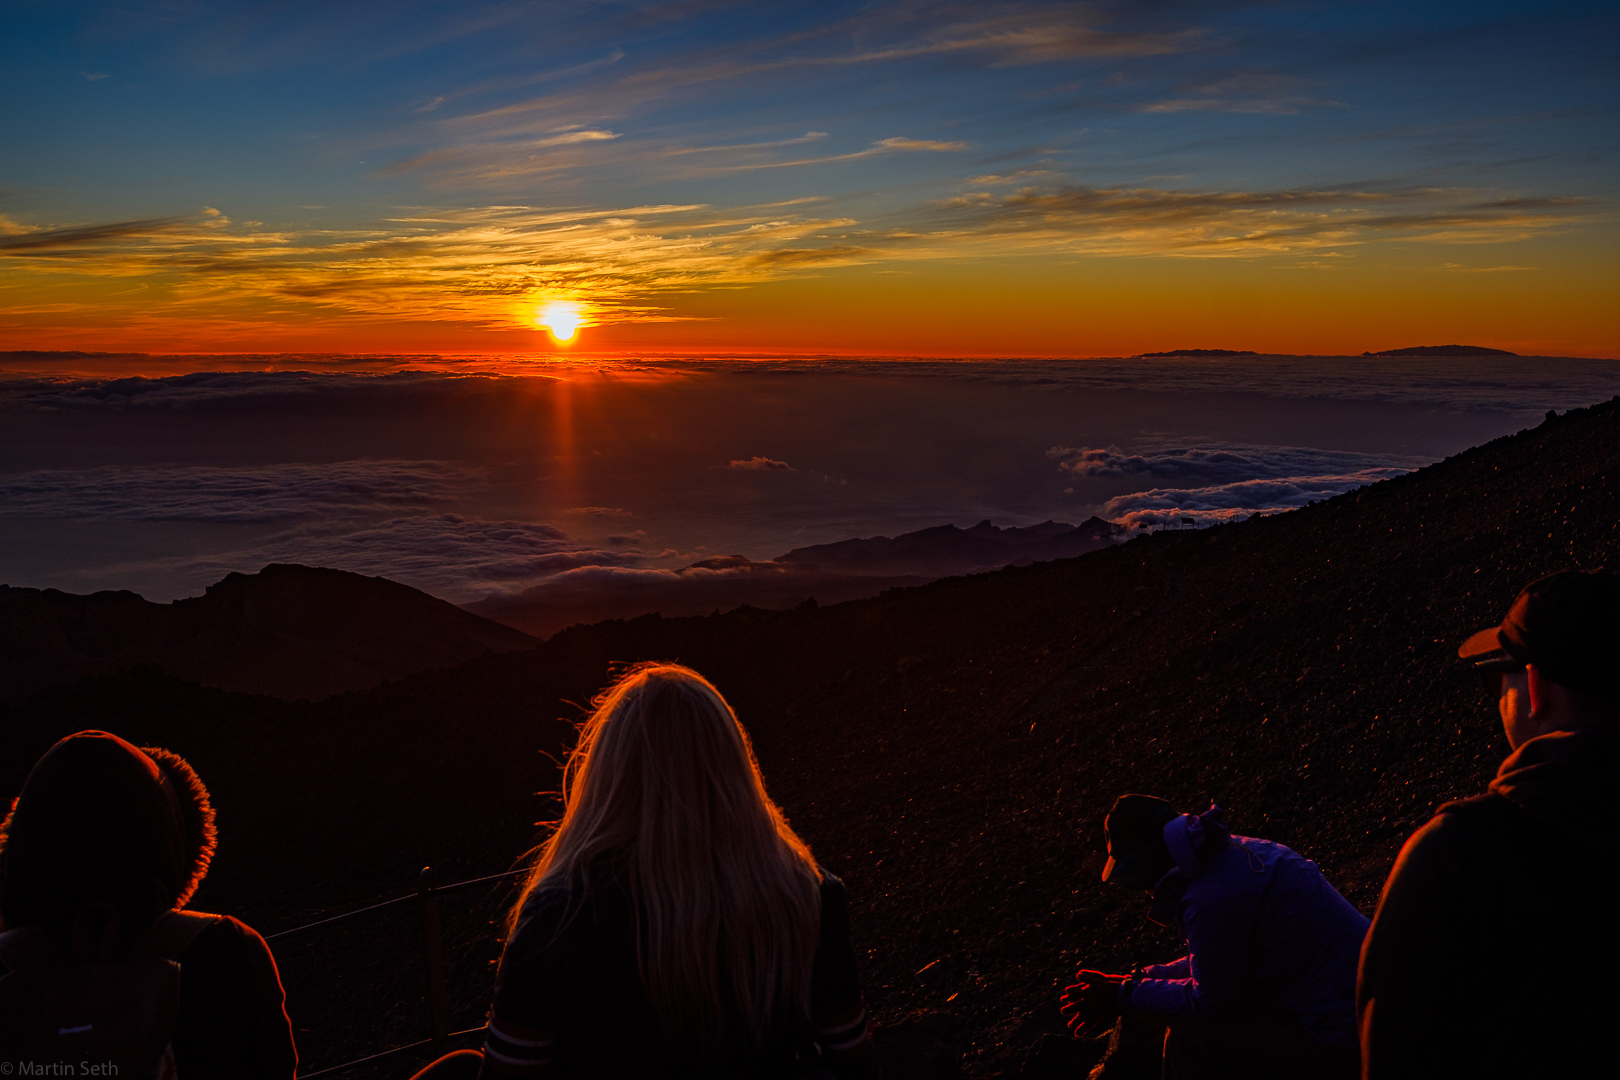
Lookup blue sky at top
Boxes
[6,1,1613,214]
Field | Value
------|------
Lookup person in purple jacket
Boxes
[1061,795,1368,1079]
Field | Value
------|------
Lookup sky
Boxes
[2,0,1617,356]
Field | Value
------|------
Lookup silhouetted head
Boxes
[511,662,821,1048]
[1461,569,1619,745]
[1101,794,1178,890]
[0,731,217,944]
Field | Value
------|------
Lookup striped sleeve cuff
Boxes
[481,1016,557,1077]
[814,1000,873,1058]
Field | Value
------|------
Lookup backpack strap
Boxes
[0,925,64,974]
[128,909,222,963]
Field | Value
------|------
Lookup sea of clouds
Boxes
[0,461,484,522]
[1046,443,1422,528]
[2,354,1616,610]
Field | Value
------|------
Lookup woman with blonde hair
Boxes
[443,662,876,1079]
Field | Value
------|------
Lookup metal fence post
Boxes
[417,866,451,1052]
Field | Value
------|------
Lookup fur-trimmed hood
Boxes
[0,731,217,937]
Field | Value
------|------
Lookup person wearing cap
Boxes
[1357,568,1619,1079]
[1061,795,1368,1079]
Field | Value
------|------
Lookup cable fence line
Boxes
[265,868,529,944]
[270,865,529,1078]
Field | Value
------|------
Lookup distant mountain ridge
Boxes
[778,517,1120,575]
[465,517,1123,639]
[0,563,536,701]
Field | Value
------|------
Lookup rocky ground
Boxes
[3,397,1615,1078]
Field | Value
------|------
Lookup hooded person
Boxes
[0,730,296,1077]
[1061,795,1369,1080]
[1357,568,1620,1079]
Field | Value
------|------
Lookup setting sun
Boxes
[537,301,583,343]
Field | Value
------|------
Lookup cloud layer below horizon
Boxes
[1,357,1613,609]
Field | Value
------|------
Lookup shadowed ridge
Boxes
[0,563,538,702]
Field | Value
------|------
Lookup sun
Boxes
[537,301,583,342]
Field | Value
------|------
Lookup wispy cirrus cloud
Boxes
[703,136,969,173]
[0,215,192,251]
[931,182,1592,255]
[378,128,623,177]
[384,4,1199,186]
[384,129,966,187]
[745,245,871,268]
[667,131,830,156]
[1134,70,1345,115]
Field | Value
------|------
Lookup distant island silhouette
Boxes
[1135,348,1258,357]
[1362,344,1518,357]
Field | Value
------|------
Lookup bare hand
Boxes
[1059,969,1126,1037]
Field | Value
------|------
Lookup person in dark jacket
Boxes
[411,662,878,1080]
[1063,796,1368,1079]
[0,730,296,1078]
[1357,568,1619,1079]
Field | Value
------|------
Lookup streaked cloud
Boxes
[119,513,649,603]
[1134,70,1344,115]
[1102,470,1407,530]
[1049,442,1421,530]
[745,245,871,267]
[0,215,191,252]
[932,182,1591,255]
[1135,96,1344,115]
[668,132,830,156]
[8,370,531,412]
[725,456,794,470]
[378,128,622,177]
[1046,443,1427,483]
[0,460,482,522]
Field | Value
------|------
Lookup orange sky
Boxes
[4,246,1614,358]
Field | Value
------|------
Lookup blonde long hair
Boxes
[510,662,823,1047]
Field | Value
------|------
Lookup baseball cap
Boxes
[1459,568,1618,702]
[1101,794,1178,887]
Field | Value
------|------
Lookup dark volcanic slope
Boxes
[2,399,1615,1077]
[0,563,538,701]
